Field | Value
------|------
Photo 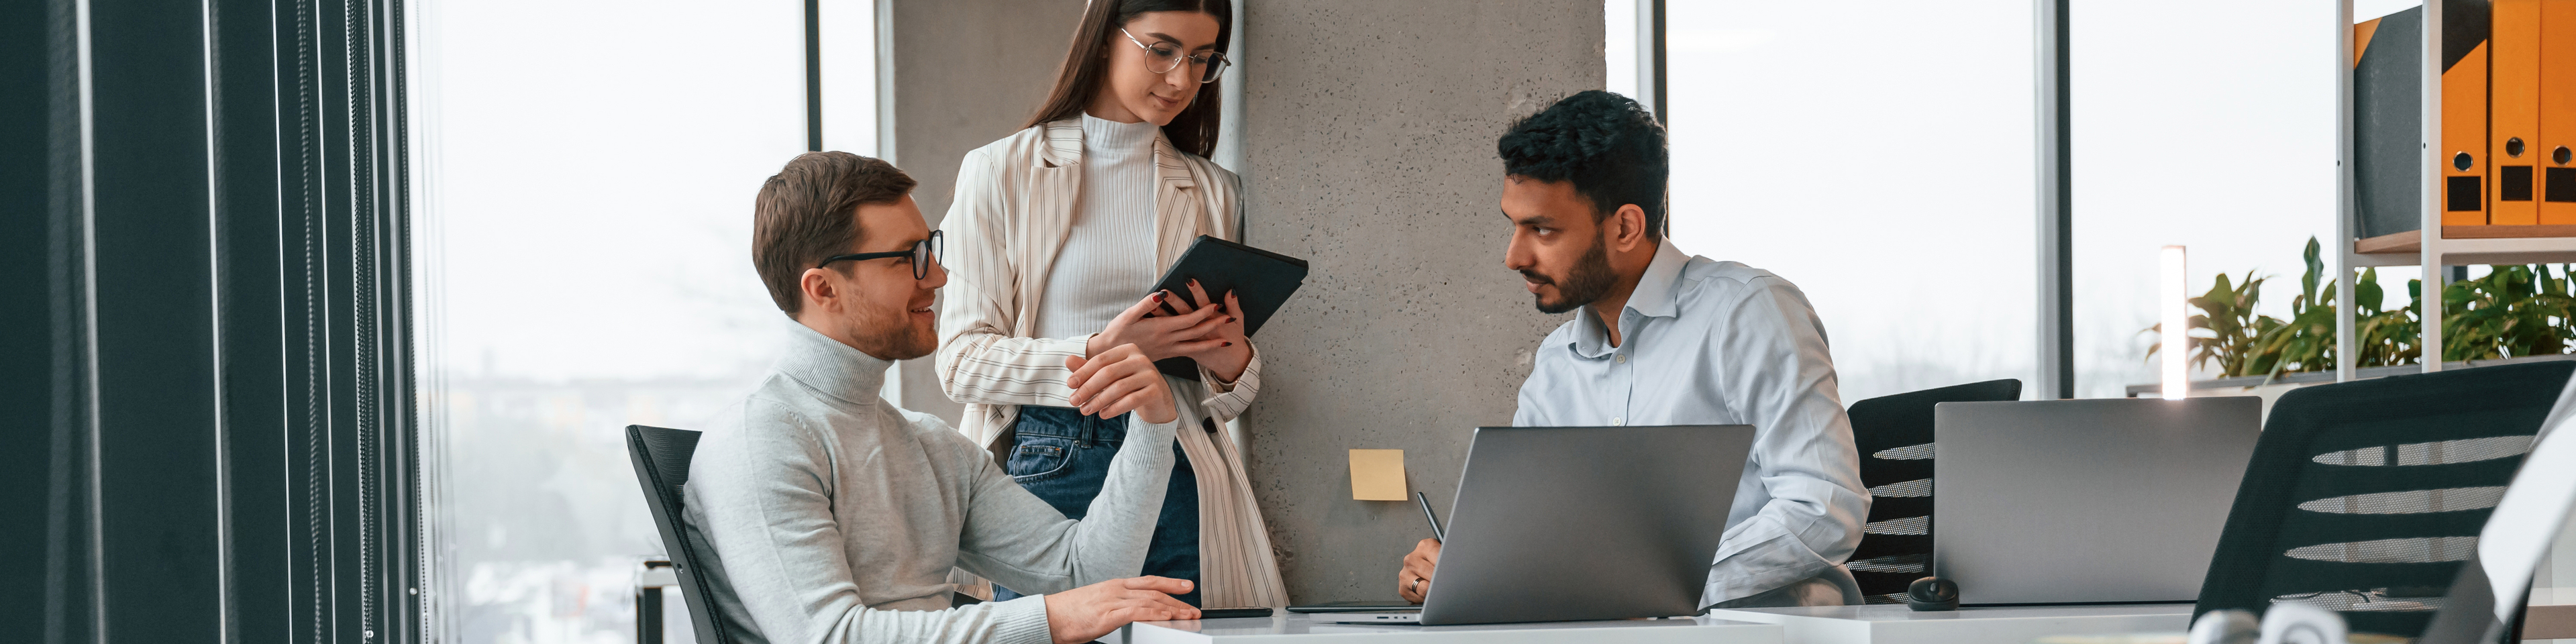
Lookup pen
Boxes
[1415,491,1445,541]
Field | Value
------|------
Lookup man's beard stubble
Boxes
[848,297,939,362]
[1527,237,1617,315]
[1514,238,1617,315]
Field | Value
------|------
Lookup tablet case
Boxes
[1147,235,1308,378]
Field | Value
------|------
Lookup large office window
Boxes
[2065,0,2422,397]
[1655,0,2039,403]
[411,0,865,641]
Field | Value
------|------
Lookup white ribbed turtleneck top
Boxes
[1032,113,1164,340]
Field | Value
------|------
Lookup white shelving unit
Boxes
[2334,0,2576,380]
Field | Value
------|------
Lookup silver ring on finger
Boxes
[1408,577,1424,594]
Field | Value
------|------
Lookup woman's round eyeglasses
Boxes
[1121,28,1230,84]
[815,229,942,280]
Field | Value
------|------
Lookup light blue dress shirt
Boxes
[1514,239,1870,608]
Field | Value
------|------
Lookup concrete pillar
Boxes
[881,0,1087,425]
[1237,1,1602,601]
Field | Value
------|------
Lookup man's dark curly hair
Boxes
[1496,90,1669,240]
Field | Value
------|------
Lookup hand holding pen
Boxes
[1397,492,1445,604]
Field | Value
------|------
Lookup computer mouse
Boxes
[1906,576,1959,611]
[2253,603,2345,644]
[2187,608,2259,644]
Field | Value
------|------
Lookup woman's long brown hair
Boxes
[1023,0,1233,158]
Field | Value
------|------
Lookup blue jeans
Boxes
[990,406,1201,606]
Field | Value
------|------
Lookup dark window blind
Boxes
[3,1,422,643]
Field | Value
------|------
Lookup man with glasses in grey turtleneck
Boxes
[683,151,1202,644]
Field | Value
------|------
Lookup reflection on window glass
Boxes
[416,0,811,641]
[1662,0,2037,402]
[2068,0,2419,397]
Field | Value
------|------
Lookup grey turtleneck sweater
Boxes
[682,321,1178,644]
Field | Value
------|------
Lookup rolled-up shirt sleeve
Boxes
[1699,278,1870,607]
[1195,341,1261,421]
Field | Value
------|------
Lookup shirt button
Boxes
[1616,354,1627,364]
[1612,417,1625,426]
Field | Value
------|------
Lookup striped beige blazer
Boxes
[934,119,1288,608]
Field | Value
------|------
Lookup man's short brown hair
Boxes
[752,151,918,316]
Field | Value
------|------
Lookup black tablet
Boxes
[1147,235,1308,378]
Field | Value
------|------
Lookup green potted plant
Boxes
[2145,237,2575,388]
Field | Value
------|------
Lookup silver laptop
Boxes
[1933,397,2263,605]
[1331,425,1755,625]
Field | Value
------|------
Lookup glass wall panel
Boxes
[2068,0,2420,397]
[1606,0,1638,100]
[1662,0,2038,402]
[414,0,824,641]
[819,0,879,156]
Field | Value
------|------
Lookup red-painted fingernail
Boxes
[1227,317,1237,323]
[1153,292,1166,301]
[1223,341,1233,347]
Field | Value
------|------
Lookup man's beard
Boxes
[848,297,938,362]
[1525,237,1616,315]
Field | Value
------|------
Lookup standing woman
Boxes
[935,0,1287,608]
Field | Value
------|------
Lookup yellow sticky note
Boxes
[1349,449,1408,500]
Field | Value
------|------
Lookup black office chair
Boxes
[2193,360,2575,639]
[627,424,738,644]
[1843,378,2022,604]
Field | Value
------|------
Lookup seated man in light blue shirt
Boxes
[1395,91,1871,609]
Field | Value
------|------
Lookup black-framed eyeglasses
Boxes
[815,229,942,280]
[1121,28,1230,84]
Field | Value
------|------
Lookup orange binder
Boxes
[2446,38,2492,227]
[2542,0,2576,224]
[2355,17,2383,66]
[2493,0,2542,225]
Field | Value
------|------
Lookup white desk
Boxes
[1702,604,2193,644]
[1125,612,1784,644]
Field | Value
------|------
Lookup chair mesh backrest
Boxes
[2194,361,2575,639]
[1844,378,2023,604]
[626,424,735,644]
